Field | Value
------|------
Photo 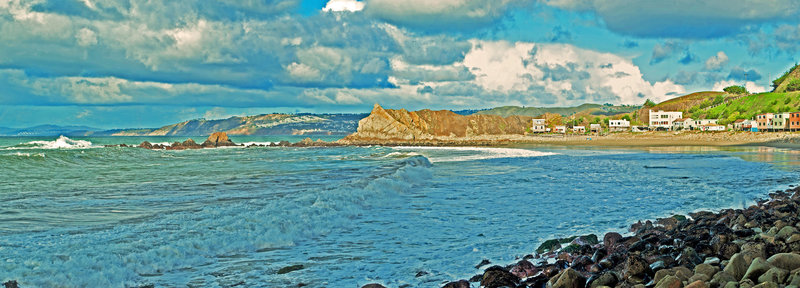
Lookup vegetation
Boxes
[643,99,656,108]
[773,64,799,88]
[787,79,800,92]
[723,85,748,95]
[703,91,800,125]
[476,103,639,118]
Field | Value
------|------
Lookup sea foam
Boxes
[391,146,557,163]
[13,135,95,150]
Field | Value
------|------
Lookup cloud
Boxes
[543,0,800,38]
[363,0,525,30]
[650,41,685,65]
[546,25,573,42]
[323,0,365,12]
[727,67,762,82]
[704,51,729,71]
[712,80,768,94]
[672,71,698,85]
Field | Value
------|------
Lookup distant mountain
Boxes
[95,113,369,136]
[475,103,640,117]
[0,125,101,136]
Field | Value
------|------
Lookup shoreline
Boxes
[420,186,800,288]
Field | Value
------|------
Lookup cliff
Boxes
[340,104,533,145]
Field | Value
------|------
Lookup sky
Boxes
[1,0,800,129]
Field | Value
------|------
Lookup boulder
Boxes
[181,138,201,149]
[778,227,799,240]
[654,275,682,288]
[685,280,708,288]
[695,263,720,278]
[551,268,586,288]
[360,284,386,288]
[481,266,519,288]
[138,141,153,149]
[724,253,750,281]
[589,272,618,288]
[766,253,800,271]
[743,258,772,282]
[711,271,737,286]
[752,282,778,288]
[604,232,623,251]
[757,267,788,284]
[203,132,237,147]
[510,260,538,278]
[442,280,470,288]
[624,255,651,279]
[3,281,19,288]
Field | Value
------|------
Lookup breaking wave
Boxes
[391,146,557,163]
[8,135,95,150]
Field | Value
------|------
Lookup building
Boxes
[694,119,719,127]
[699,123,726,132]
[590,124,602,133]
[733,119,747,131]
[790,112,800,131]
[672,118,693,131]
[531,119,546,133]
[649,110,683,129]
[572,126,586,133]
[609,119,630,132]
[555,126,567,134]
[756,113,774,131]
[772,113,791,131]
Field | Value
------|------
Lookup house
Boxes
[733,119,747,131]
[772,113,791,131]
[555,125,567,134]
[531,119,546,133]
[694,119,719,127]
[672,118,693,131]
[609,119,630,132]
[590,124,602,133]
[572,126,586,133]
[756,113,774,131]
[699,123,726,132]
[649,110,683,129]
[790,112,800,131]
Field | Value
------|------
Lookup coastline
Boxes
[425,186,800,288]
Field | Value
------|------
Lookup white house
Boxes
[572,126,586,133]
[699,123,726,132]
[531,119,546,133]
[609,119,630,132]
[555,126,567,134]
[649,110,683,129]
[672,118,693,131]
[590,124,602,133]
[694,119,719,127]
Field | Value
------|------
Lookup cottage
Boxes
[555,125,567,134]
[699,123,725,132]
[572,126,586,133]
[694,119,719,127]
[531,119,546,133]
[671,118,693,131]
[732,119,746,131]
[772,113,790,131]
[790,112,800,131]
[649,110,683,129]
[609,119,630,132]
[756,113,774,131]
[590,123,602,133]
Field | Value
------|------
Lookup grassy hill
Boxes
[699,91,800,124]
[773,64,800,93]
[476,103,639,118]
[635,91,725,124]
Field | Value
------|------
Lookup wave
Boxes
[391,146,557,163]
[1,152,46,158]
[8,135,96,150]
[240,141,278,147]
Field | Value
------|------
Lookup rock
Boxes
[415,271,429,277]
[778,227,798,240]
[711,271,737,286]
[203,132,237,147]
[510,260,538,278]
[741,279,756,288]
[277,264,304,274]
[787,234,800,244]
[624,255,651,279]
[752,282,778,288]
[685,280,708,288]
[604,232,623,250]
[138,141,153,149]
[481,266,519,288]
[360,284,386,288]
[537,239,563,254]
[589,272,618,288]
[3,281,19,288]
[181,138,201,149]
[442,280,470,288]
[551,268,586,288]
[766,253,800,271]
[725,253,750,281]
[705,257,721,265]
[743,258,772,282]
[476,259,491,269]
[695,263,720,278]
[688,273,710,284]
[654,275,682,288]
[723,281,738,288]
[757,267,788,284]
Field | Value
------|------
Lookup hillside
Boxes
[701,91,800,124]
[476,103,639,117]
[99,113,367,136]
[773,64,800,93]
[634,91,725,124]
[341,104,533,144]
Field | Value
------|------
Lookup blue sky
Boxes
[1,0,799,129]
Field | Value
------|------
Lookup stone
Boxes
[751,282,778,288]
[757,267,788,284]
[705,257,721,265]
[787,234,800,244]
[138,141,153,149]
[604,232,623,250]
[481,266,520,288]
[674,266,693,282]
[741,243,767,262]
[203,132,237,147]
[722,281,738,288]
[778,227,799,240]
[677,247,703,268]
[743,258,772,282]
[766,253,800,271]
[589,272,618,288]
[688,273,710,283]
[551,268,586,288]
[361,284,386,288]
[685,280,708,288]
[442,280,470,288]
[277,264,304,274]
[711,271,737,286]
[624,255,651,279]
[725,253,750,281]
[654,275,682,288]
[510,260,538,278]
[695,263,720,278]
[476,259,491,269]
[740,279,756,288]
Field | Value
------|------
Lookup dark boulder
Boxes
[3,281,19,288]
[481,266,520,288]
[138,141,153,149]
[442,280,470,288]
[360,284,386,288]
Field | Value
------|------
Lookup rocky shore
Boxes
[103,132,342,150]
[377,186,800,288]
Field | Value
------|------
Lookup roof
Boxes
[674,118,692,122]
[733,119,746,123]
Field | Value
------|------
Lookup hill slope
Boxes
[635,91,725,124]
[476,103,639,117]
[773,64,800,93]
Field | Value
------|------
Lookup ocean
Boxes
[1,136,798,287]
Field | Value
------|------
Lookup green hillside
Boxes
[700,91,800,124]
[773,64,800,93]
[476,103,639,117]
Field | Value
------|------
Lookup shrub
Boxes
[785,97,793,104]
[787,79,800,92]
[713,94,725,105]
[643,99,656,108]
[723,85,748,94]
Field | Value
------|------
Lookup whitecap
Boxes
[11,136,96,150]
[391,146,557,163]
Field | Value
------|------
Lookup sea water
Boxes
[1,136,799,287]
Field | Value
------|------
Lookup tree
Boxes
[723,85,748,95]
[643,99,656,108]
[787,79,800,92]
[621,115,632,121]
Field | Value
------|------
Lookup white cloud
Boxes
[364,0,521,29]
[76,28,98,47]
[712,80,768,94]
[704,51,729,71]
[323,0,365,12]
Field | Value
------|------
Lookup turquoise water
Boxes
[1,136,798,287]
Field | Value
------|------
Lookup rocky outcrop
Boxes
[202,132,236,147]
[137,133,240,150]
[340,103,534,145]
